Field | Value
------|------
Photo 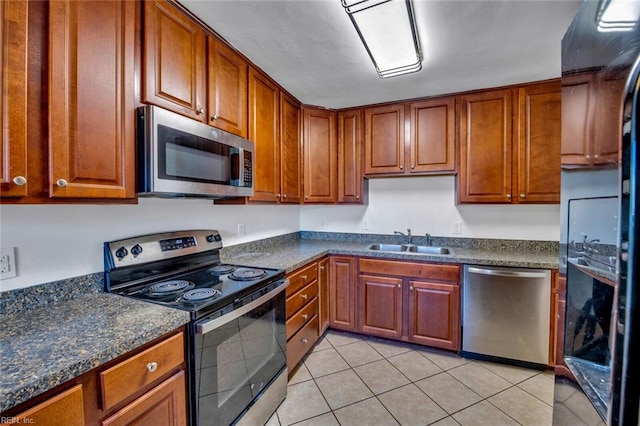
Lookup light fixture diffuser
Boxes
[342,0,422,78]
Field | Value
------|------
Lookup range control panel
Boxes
[105,230,223,268]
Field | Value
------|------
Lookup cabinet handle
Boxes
[320,266,325,271]
[505,193,511,199]
[197,107,204,115]
[520,193,526,198]
[276,193,281,198]
[411,165,415,169]
[12,176,27,186]
[56,179,68,188]
[301,294,308,300]
[305,195,308,200]
[212,114,219,120]
[585,155,591,160]
[283,193,287,198]
[399,165,404,170]
[147,362,158,373]
[301,338,308,344]
[397,284,401,288]
[594,154,599,159]
[302,314,308,320]
[410,286,414,291]
[301,275,307,281]
[356,195,360,200]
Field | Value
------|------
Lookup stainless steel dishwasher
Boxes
[462,265,551,367]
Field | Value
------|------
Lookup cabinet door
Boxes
[516,82,561,203]
[207,37,247,137]
[101,371,187,426]
[364,104,405,175]
[593,73,626,166]
[338,109,364,203]
[329,256,356,331]
[318,257,330,333]
[303,107,337,203]
[0,0,28,197]
[7,385,85,426]
[143,0,206,121]
[49,0,135,199]
[249,68,280,202]
[458,89,512,203]
[407,280,460,350]
[409,98,455,173]
[358,275,403,339]
[280,93,302,203]
[561,74,594,167]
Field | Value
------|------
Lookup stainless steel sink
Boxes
[406,245,452,255]
[367,244,453,255]
[367,243,405,252]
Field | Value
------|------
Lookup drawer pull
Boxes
[301,338,308,344]
[301,275,308,281]
[147,362,158,373]
[301,294,308,300]
[302,314,308,320]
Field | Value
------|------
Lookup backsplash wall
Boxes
[300,176,560,241]
[0,199,300,291]
[1,176,560,292]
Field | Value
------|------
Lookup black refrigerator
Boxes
[555,1,640,425]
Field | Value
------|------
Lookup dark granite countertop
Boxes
[0,293,190,412]
[221,238,559,273]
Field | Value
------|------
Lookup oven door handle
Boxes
[196,279,289,334]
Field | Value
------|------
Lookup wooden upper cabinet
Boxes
[249,68,280,202]
[303,107,337,203]
[49,0,136,199]
[593,73,626,167]
[280,93,302,203]
[143,0,206,121]
[364,104,405,175]
[409,98,455,173]
[561,73,593,166]
[458,89,513,203]
[516,82,561,203]
[337,109,364,203]
[207,37,248,137]
[0,0,28,198]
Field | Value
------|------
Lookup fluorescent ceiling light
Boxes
[597,0,640,32]
[342,0,422,78]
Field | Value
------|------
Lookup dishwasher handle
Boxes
[466,266,548,279]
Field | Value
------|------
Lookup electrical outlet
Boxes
[237,223,246,236]
[0,247,17,279]
[362,220,369,230]
[453,222,463,235]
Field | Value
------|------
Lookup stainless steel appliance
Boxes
[137,106,254,199]
[461,265,551,367]
[104,230,287,426]
[556,1,640,424]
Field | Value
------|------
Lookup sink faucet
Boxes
[394,229,412,244]
[425,233,433,246]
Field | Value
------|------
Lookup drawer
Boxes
[100,332,184,411]
[286,297,318,339]
[359,258,460,283]
[5,385,85,426]
[286,280,318,318]
[286,262,318,296]
[287,314,319,373]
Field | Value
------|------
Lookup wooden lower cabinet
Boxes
[329,256,356,331]
[1,385,85,426]
[358,274,402,339]
[407,280,460,350]
[101,371,186,426]
[1,330,187,425]
[357,258,461,351]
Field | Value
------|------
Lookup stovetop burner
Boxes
[180,288,222,303]
[207,264,236,275]
[229,268,267,281]
[146,280,194,297]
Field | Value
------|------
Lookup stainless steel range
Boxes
[104,230,288,426]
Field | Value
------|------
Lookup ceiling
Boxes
[181,0,584,109]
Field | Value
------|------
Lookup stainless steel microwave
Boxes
[137,105,254,199]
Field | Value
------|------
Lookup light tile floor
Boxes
[267,330,554,426]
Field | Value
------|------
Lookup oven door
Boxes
[191,281,287,426]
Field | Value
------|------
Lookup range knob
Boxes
[131,244,143,256]
[115,247,128,260]
[206,234,221,243]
